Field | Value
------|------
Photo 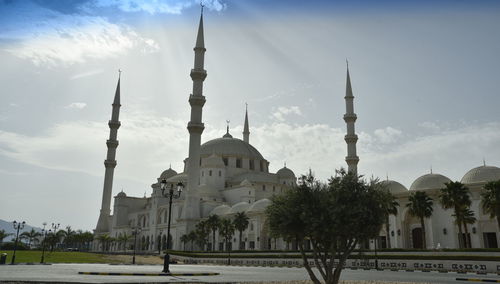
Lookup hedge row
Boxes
[170,251,500,262]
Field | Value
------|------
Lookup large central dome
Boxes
[200,137,264,160]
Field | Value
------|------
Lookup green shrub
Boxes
[0,242,29,250]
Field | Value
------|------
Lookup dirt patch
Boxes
[103,254,164,264]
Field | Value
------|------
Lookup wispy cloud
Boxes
[93,0,227,14]
[70,69,104,80]
[373,127,403,144]
[64,102,87,109]
[271,106,302,122]
[0,1,159,67]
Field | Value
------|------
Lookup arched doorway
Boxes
[412,228,423,249]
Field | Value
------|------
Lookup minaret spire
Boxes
[243,103,250,143]
[183,10,207,222]
[343,61,359,175]
[96,71,122,233]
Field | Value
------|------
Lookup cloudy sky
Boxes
[1,0,500,231]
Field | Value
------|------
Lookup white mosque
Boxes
[93,12,500,252]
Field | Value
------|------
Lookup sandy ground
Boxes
[103,254,165,264]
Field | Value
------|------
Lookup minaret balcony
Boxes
[345,156,360,163]
[108,120,121,129]
[104,159,117,167]
[344,134,358,143]
[343,113,357,122]
[106,140,119,148]
[187,122,205,134]
[189,95,206,106]
[193,46,206,52]
[190,69,207,80]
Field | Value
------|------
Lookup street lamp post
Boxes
[372,238,379,270]
[51,223,60,251]
[132,227,141,264]
[40,222,48,263]
[11,220,25,264]
[160,179,184,274]
[158,228,163,254]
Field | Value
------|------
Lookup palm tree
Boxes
[187,231,197,251]
[481,180,500,230]
[406,191,433,249]
[20,229,42,248]
[118,233,132,251]
[219,218,235,264]
[219,218,235,250]
[206,214,221,251]
[456,207,476,248]
[233,212,250,250]
[195,220,210,251]
[0,230,12,246]
[379,190,399,248]
[80,231,94,251]
[180,234,189,251]
[96,234,113,251]
[60,226,76,249]
[439,181,472,248]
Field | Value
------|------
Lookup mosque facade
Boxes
[93,13,500,252]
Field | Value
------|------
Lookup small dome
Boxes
[165,173,187,183]
[202,154,225,168]
[461,165,500,184]
[116,191,127,198]
[380,180,408,194]
[160,168,177,180]
[201,137,264,160]
[210,204,231,216]
[247,198,271,212]
[229,202,251,214]
[240,179,253,187]
[277,166,295,179]
[410,173,451,191]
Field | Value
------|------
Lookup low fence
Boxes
[172,254,500,274]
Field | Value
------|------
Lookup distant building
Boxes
[381,165,500,249]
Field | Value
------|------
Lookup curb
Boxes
[456,278,500,283]
[78,272,219,276]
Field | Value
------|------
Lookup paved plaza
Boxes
[1,263,499,283]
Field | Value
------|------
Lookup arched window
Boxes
[209,170,212,176]
[219,170,221,177]
[236,158,242,168]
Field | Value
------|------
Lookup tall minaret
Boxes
[243,104,250,143]
[182,11,206,221]
[343,63,359,174]
[96,72,121,233]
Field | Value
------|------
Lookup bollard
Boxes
[0,253,7,265]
